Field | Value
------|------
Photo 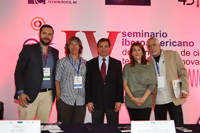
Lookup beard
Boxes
[151,52,157,56]
[150,50,157,55]
[40,37,51,46]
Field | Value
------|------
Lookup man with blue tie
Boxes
[85,38,123,124]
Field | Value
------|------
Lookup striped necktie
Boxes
[101,58,106,82]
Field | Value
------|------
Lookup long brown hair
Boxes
[129,42,147,67]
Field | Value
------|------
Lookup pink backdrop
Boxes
[0,0,199,124]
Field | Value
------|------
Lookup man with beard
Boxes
[146,37,188,124]
[14,24,59,123]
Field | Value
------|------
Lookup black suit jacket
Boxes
[14,43,59,103]
[85,56,123,110]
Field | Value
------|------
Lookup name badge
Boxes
[43,67,50,80]
[157,76,165,88]
[74,76,82,89]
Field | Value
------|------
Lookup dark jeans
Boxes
[56,98,86,124]
[154,102,183,125]
[92,108,119,124]
[127,107,152,121]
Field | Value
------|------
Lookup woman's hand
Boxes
[131,96,147,106]
[131,97,142,106]
[137,97,146,106]
[134,89,151,106]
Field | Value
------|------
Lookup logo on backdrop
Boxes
[23,38,39,46]
[28,0,45,4]
[23,17,45,45]
[31,17,45,31]
[178,0,199,7]
[105,0,151,6]
[28,0,77,4]
[25,18,120,56]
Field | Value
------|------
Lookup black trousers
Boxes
[92,108,119,124]
[56,99,86,124]
[154,102,183,125]
[127,107,152,121]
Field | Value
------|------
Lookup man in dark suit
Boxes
[85,38,123,124]
[14,24,59,123]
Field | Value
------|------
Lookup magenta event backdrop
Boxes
[0,0,199,124]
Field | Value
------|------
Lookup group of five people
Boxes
[14,24,189,125]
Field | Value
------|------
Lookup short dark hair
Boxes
[97,38,111,47]
[65,36,83,55]
[39,24,54,34]
[129,42,147,67]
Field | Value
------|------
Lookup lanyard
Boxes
[42,50,49,66]
[68,55,81,74]
[154,60,160,75]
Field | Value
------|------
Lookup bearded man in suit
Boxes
[14,24,59,123]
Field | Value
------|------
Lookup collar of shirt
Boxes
[68,54,81,65]
[39,42,51,52]
[160,50,165,63]
[98,55,109,74]
[152,49,165,76]
[152,49,163,61]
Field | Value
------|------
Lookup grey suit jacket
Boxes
[148,50,189,106]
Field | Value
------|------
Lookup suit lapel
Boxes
[163,50,169,80]
[95,57,102,79]
[35,43,43,72]
[50,46,56,65]
[95,57,106,82]
[106,57,112,81]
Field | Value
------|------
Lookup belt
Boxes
[39,88,52,92]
